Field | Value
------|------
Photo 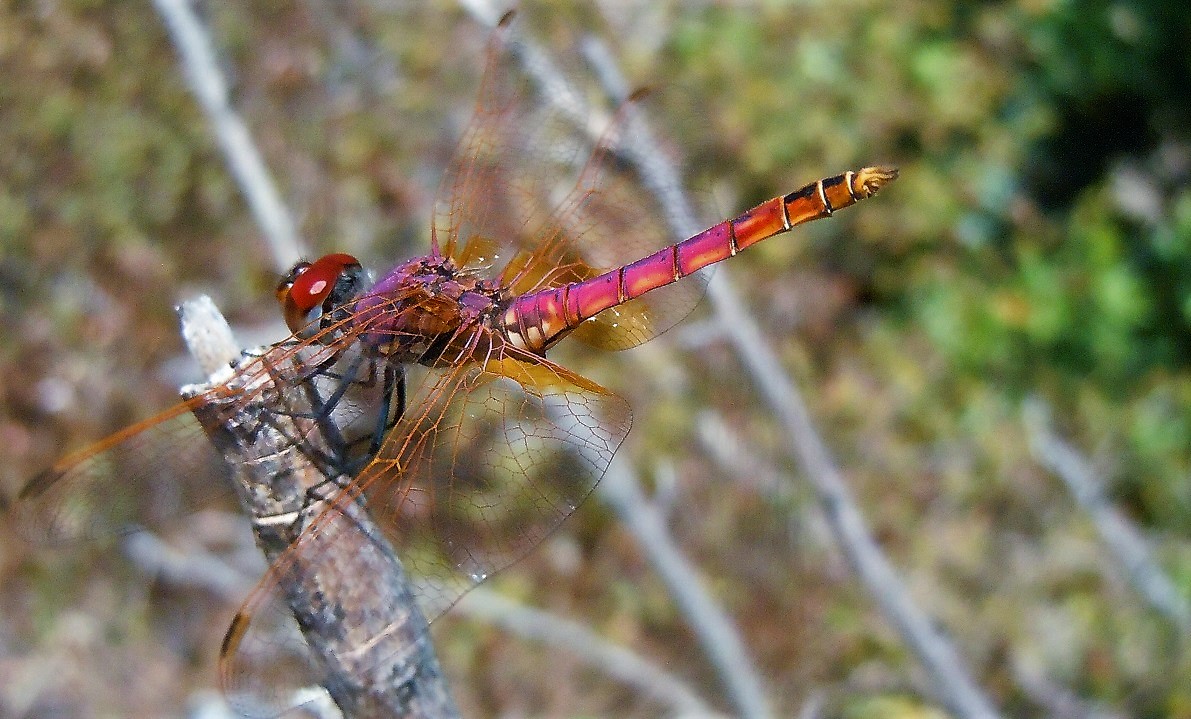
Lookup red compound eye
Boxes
[277,253,361,334]
[275,261,312,306]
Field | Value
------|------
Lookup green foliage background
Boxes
[0,1,1187,717]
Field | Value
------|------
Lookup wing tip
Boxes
[627,86,653,104]
[17,468,63,501]
[221,611,252,659]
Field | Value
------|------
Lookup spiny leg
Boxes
[247,349,374,479]
[301,363,407,507]
[368,364,405,461]
[334,363,405,476]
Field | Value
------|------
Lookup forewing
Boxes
[13,398,236,545]
[434,15,592,271]
[435,18,708,350]
[11,326,390,548]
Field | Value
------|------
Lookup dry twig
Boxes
[1023,396,1191,635]
[457,587,723,718]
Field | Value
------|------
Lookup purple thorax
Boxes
[348,253,506,362]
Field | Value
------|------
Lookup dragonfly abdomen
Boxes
[500,166,897,354]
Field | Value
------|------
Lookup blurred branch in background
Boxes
[120,527,344,719]
[456,587,724,718]
[120,525,252,605]
[152,0,304,271]
[1023,396,1191,636]
[600,458,773,719]
[1010,655,1128,719]
[694,409,790,500]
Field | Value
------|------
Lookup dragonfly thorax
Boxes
[351,253,509,366]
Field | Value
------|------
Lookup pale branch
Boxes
[700,274,1005,719]
[1010,654,1128,719]
[152,0,304,272]
[120,528,252,604]
[541,393,761,717]
[1023,396,1191,635]
[599,459,774,719]
[693,409,791,500]
[456,588,723,718]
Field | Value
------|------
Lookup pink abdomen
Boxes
[500,166,897,354]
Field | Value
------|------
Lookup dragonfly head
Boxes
[276,253,367,340]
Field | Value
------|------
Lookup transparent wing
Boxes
[435,15,708,350]
[11,334,388,547]
[366,345,631,617]
[13,397,235,545]
[434,14,591,270]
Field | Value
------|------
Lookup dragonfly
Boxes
[13,12,896,717]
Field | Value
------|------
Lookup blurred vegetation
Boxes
[1,0,1188,717]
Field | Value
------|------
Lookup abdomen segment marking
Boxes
[501,166,898,354]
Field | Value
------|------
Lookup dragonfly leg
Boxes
[243,350,371,478]
[290,343,366,387]
[294,351,390,437]
[328,363,405,476]
[291,356,405,476]
[282,354,364,465]
[246,399,347,480]
[296,365,405,513]
[367,364,404,460]
[238,346,405,513]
